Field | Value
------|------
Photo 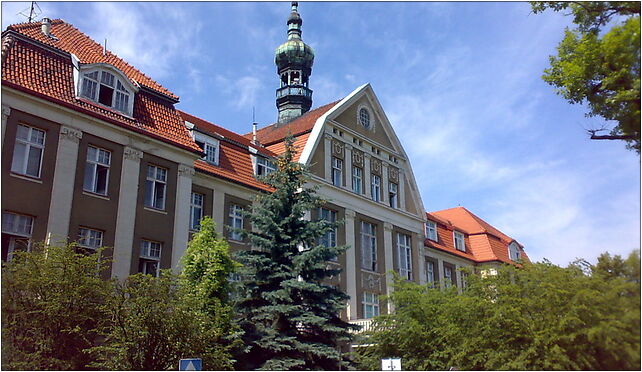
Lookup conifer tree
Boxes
[235,137,356,370]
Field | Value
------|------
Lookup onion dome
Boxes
[275,2,314,73]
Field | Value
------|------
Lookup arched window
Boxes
[76,64,137,116]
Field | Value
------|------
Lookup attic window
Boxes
[194,133,219,165]
[509,242,521,261]
[454,231,465,252]
[79,68,134,115]
[256,157,276,176]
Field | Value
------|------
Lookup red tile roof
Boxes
[177,111,273,192]
[426,207,529,265]
[248,100,340,146]
[2,20,201,154]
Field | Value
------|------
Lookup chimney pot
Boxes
[41,18,52,37]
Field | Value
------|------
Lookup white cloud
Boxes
[214,74,263,110]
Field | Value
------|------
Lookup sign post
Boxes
[179,358,202,371]
[381,357,402,371]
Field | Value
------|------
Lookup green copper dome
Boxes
[275,39,314,71]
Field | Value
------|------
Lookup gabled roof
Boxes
[247,100,340,146]
[2,20,201,154]
[426,207,529,265]
[178,111,273,193]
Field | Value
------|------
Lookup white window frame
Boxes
[371,174,381,202]
[78,227,103,250]
[194,133,220,165]
[363,292,380,319]
[256,156,276,176]
[454,231,465,252]
[425,221,438,241]
[389,182,398,208]
[144,165,167,210]
[318,208,337,249]
[189,192,204,231]
[331,157,343,186]
[11,124,45,178]
[509,242,521,261]
[426,260,435,284]
[140,240,161,277]
[77,64,137,116]
[228,204,244,241]
[444,265,453,287]
[2,212,33,261]
[360,221,377,271]
[352,166,362,194]
[396,233,412,280]
[83,145,111,195]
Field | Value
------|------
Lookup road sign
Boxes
[179,358,202,371]
[381,357,402,371]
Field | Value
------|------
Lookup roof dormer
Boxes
[75,63,139,116]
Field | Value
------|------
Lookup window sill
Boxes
[9,173,43,184]
[143,206,168,215]
[360,268,381,275]
[82,191,110,201]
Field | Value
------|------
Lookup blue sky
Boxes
[2,1,639,266]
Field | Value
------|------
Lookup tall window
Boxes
[78,227,103,251]
[318,208,337,261]
[11,124,45,178]
[396,233,412,280]
[189,192,204,230]
[363,292,379,319]
[144,165,167,210]
[461,271,469,289]
[425,221,438,241]
[256,157,276,176]
[426,260,435,284]
[360,221,377,271]
[454,231,465,251]
[139,240,161,277]
[389,182,398,208]
[80,70,132,115]
[509,242,521,261]
[83,146,111,195]
[228,204,244,241]
[444,265,454,287]
[371,174,381,202]
[351,166,362,194]
[2,212,33,261]
[331,157,342,186]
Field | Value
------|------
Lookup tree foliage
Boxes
[531,2,641,152]
[357,251,641,370]
[234,137,356,370]
[1,243,111,370]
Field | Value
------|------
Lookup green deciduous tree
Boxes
[1,243,111,370]
[357,251,641,370]
[531,2,641,152]
[234,137,356,370]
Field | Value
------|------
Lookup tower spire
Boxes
[274,1,315,124]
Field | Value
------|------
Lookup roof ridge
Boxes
[250,99,342,137]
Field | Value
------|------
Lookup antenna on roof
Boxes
[252,106,259,145]
[18,1,42,23]
[103,38,107,55]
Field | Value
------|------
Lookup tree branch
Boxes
[590,134,638,141]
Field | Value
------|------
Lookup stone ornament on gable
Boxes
[362,271,382,292]
[388,167,399,182]
[331,140,344,158]
[178,164,195,178]
[371,158,382,174]
[123,147,143,161]
[352,150,364,167]
[59,126,83,143]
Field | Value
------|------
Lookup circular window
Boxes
[359,107,371,129]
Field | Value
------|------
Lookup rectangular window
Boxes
[426,260,435,284]
[139,240,161,277]
[371,174,381,202]
[461,271,469,289]
[256,157,276,176]
[352,166,362,194]
[425,221,438,241]
[454,231,465,251]
[360,221,377,271]
[114,80,130,113]
[509,242,521,261]
[444,265,454,287]
[1,212,33,261]
[144,165,167,210]
[228,204,244,241]
[78,227,103,250]
[396,233,412,280]
[195,136,219,165]
[363,292,380,319]
[331,157,342,186]
[318,208,337,261]
[189,192,204,230]
[98,71,115,107]
[81,71,98,99]
[83,146,111,195]
[11,124,45,178]
[389,182,398,208]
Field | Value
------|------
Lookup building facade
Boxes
[1,4,528,326]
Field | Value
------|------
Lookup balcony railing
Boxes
[349,318,374,334]
[276,85,313,99]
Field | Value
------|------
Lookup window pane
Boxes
[144,180,154,207]
[101,71,115,86]
[16,125,30,140]
[154,183,165,209]
[81,78,97,99]
[30,128,45,145]
[11,142,27,173]
[83,162,95,191]
[95,165,109,195]
[98,85,114,106]
[26,146,42,177]
[87,146,97,161]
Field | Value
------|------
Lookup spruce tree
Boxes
[235,137,356,370]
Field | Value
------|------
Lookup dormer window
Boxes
[193,133,219,165]
[454,231,465,252]
[509,242,521,261]
[256,157,276,176]
[425,221,437,241]
[76,64,137,116]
